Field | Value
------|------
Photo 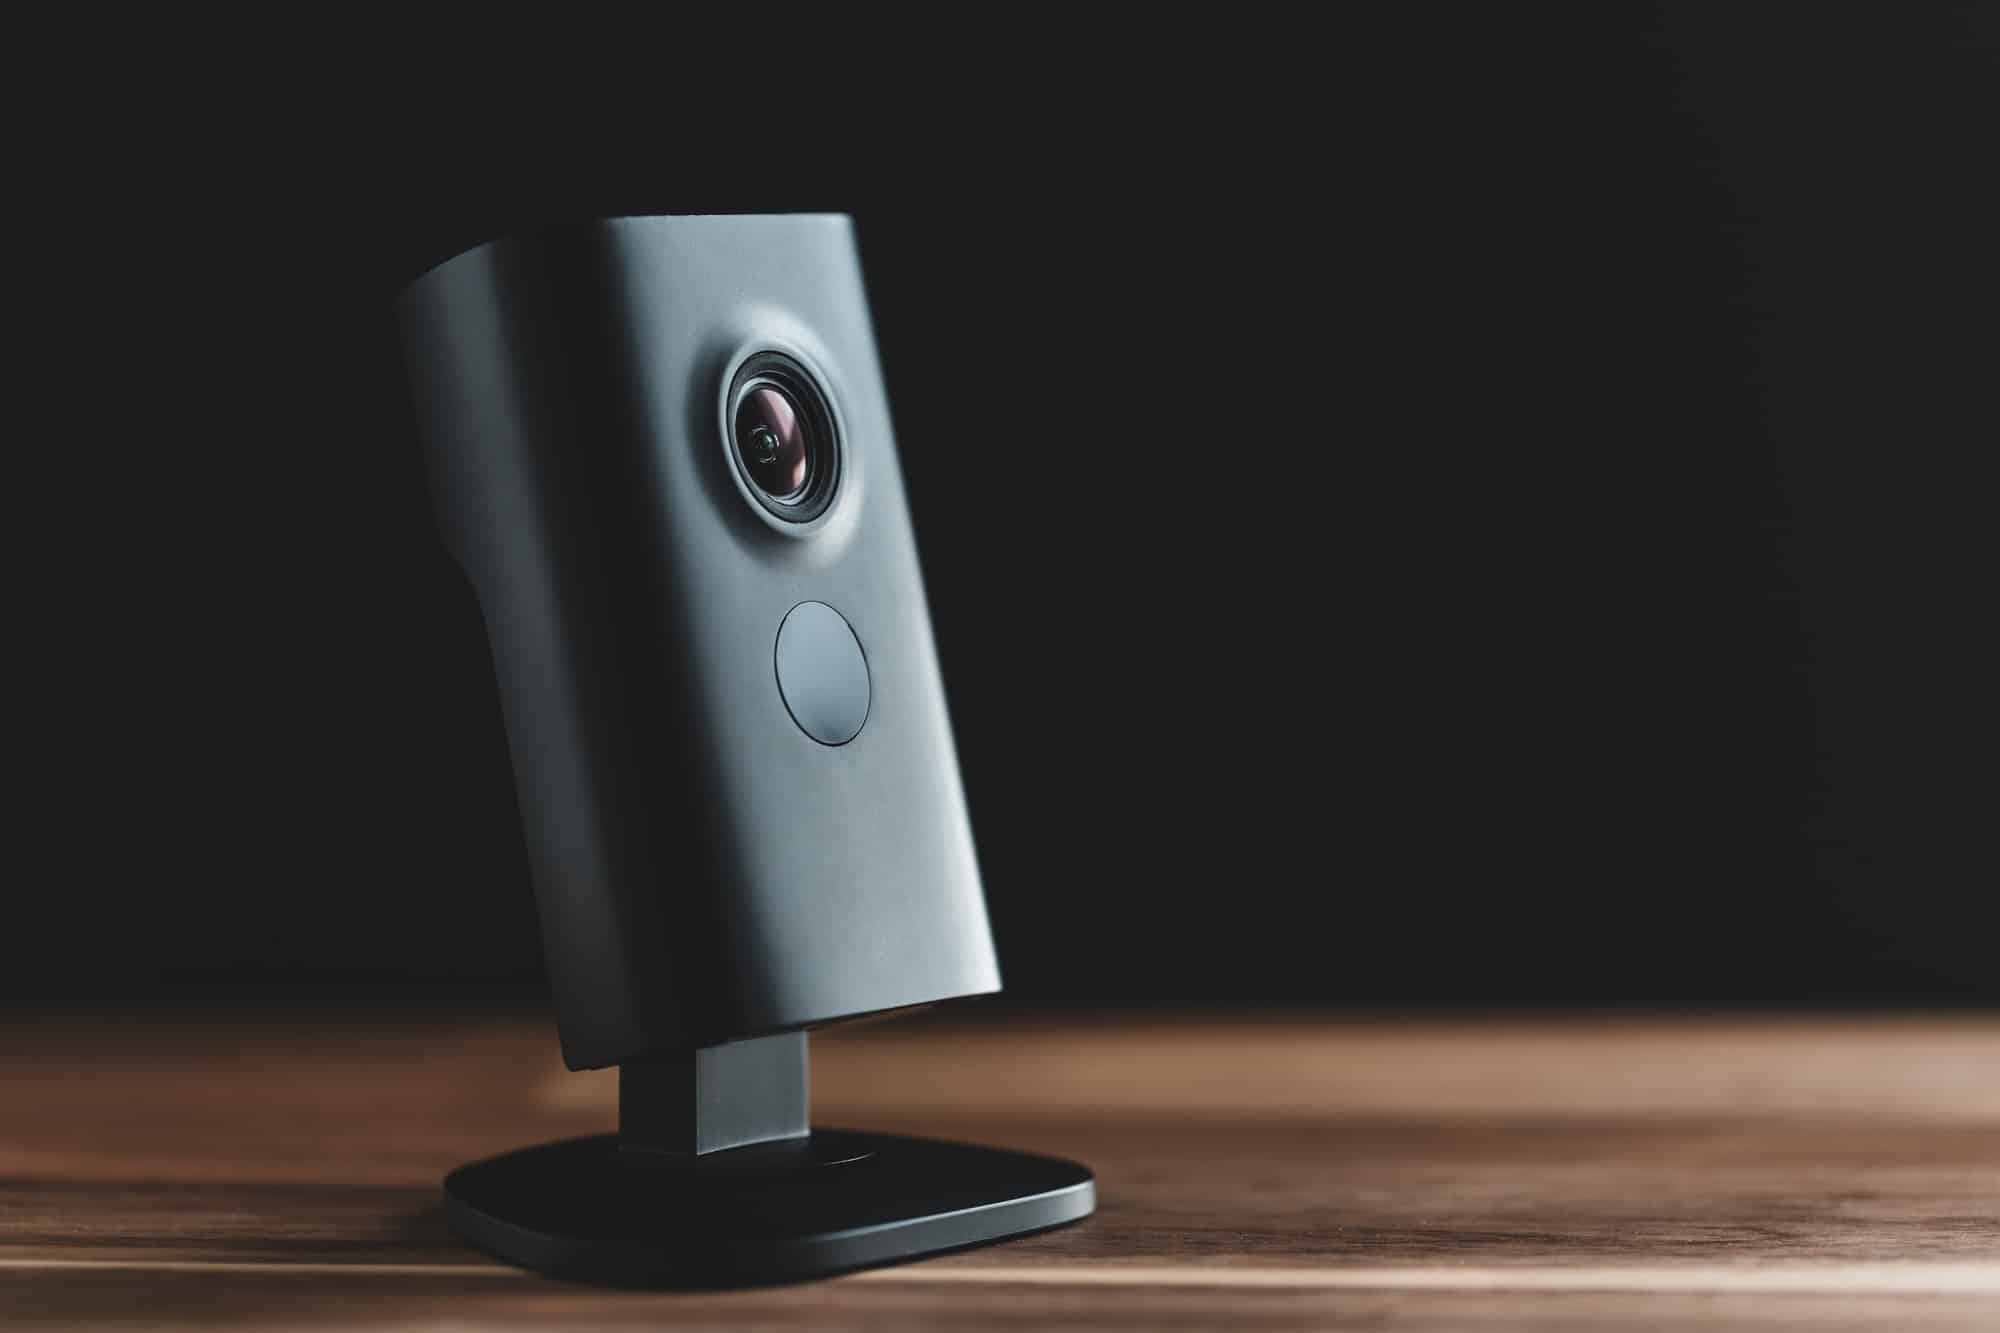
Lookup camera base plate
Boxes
[442,1129,1095,1286]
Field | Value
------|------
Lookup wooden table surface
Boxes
[4,1011,2000,1330]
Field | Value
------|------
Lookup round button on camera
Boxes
[774,602,870,745]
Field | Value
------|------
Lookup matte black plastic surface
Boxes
[398,217,999,1068]
[619,1031,808,1157]
[442,1130,1096,1285]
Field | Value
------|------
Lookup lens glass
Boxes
[726,353,838,522]
[734,383,811,501]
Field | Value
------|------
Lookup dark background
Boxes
[11,7,1997,1011]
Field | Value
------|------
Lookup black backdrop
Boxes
[12,7,1997,1008]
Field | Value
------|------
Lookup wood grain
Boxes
[3,1012,1999,1329]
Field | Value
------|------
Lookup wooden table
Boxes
[4,1012,1999,1329]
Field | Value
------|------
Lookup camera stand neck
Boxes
[616,1031,809,1157]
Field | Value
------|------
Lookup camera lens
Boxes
[727,354,839,522]
[735,384,811,501]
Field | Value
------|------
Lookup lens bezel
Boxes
[726,352,840,523]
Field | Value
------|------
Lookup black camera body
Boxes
[399,216,1088,1283]
[401,215,999,1069]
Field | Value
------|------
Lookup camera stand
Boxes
[442,1031,1095,1285]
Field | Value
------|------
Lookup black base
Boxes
[443,1129,1095,1285]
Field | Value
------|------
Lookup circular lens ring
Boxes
[726,353,840,523]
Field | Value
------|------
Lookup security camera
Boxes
[399,214,1093,1284]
